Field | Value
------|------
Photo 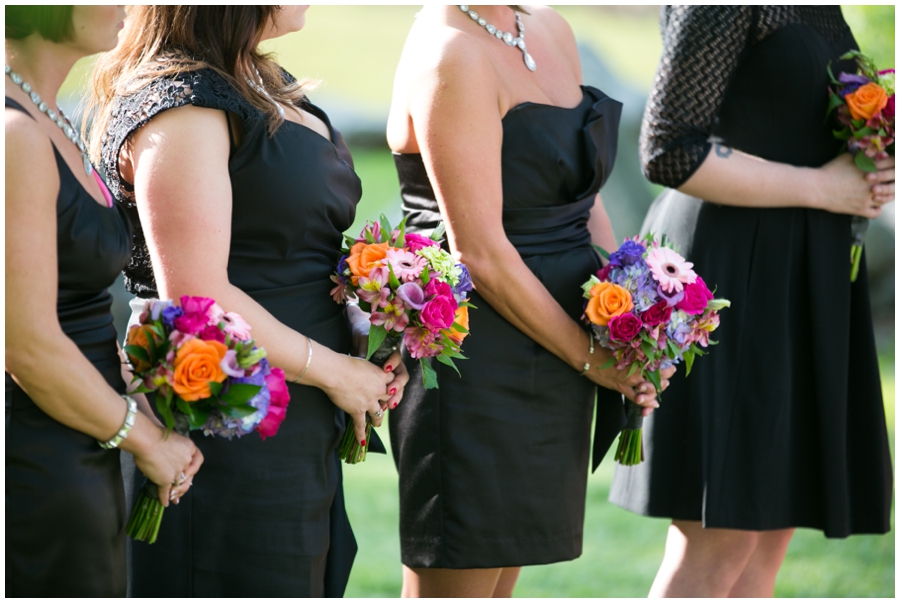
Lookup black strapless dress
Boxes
[609,6,893,537]
[6,97,132,596]
[102,68,361,596]
[389,86,627,568]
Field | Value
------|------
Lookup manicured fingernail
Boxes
[392,402,397,409]
[640,385,647,393]
[390,387,397,395]
[361,439,366,446]
[385,365,393,372]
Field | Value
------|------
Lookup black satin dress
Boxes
[389,86,627,568]
[5,98,132,596]
[609,6,893,537]
[102,68,360,596]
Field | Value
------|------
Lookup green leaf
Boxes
[591,243,611,260]
[449,321,469,334]
[641,339,654,359]
[155,394,175,432]
[666,340,680,360]
[386,262,401,290]
[647,370,662,396]
[832,128,852,141]
[626,362,639,379]
[421,359,439,389]
[124,344,150,363]
[220,403,259,418]
[395,216,407,249]
[683,350,695,377]
[379,214,394,241]
[826,91,844,116]
[148,323,166,340]
[363,229,377,244]
[420,267,431,287]
[436,354,461,377]
[430,221,446,242]
[854,152,878,173]
[598,357,616,371]
[208,381,224,397]
[826,60,839,85]
[221,383,262,406]
[855,126,876,138]
[343,233,359,249]
[366,324,389,361]
[175,399,207,430]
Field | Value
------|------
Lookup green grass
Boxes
[343,349,894,597]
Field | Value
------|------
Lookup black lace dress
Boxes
[102,68,360,596]
[609,6,893,537]
[6,98,132,596]
[389,86,627,568]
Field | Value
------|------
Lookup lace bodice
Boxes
[101,68,266,297]
[640,6,852,188]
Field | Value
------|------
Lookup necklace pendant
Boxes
[523,51,537,72]
[83,154,93,177]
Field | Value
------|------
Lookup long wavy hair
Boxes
[86,5,312,162]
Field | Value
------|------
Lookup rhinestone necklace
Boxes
[5,64,96,177]
[459,5,536,72]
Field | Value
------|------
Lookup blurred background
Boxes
[62,5,893,597]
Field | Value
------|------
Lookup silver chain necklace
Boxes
[5,64,95,177]
[459,5,536,72]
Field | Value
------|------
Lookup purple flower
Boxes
[161,305,184,330]
[451,264,473,299]
[396,282,426,310]
[608,240,647,267]
[839,72,870,86]
[220,350,245,378]
[657,283,685,307]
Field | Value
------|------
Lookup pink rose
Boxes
[675,276,714,315]
[419,295,457,332]
[640,300,673,327]
[174,296,217,334]
[884,94,895,122]
[256,368,290,440]
[608,313,643,342]
[425,279,453,299]
[198,325,226,343]
[405,233,440,253]
[596,263,612,281]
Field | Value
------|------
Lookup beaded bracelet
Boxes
[292,336,313,383]
[580,335,596,376]
[98,395,138,449]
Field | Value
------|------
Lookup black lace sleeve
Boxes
[101,68,260,298]
[639,5,755,188]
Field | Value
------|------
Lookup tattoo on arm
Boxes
[715,144,733,159]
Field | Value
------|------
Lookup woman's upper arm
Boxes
[6,112,64,362]
[640,5,754,188]
[409,37,510,268]
[128,104,233,300]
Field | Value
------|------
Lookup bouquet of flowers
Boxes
[124,296,290,543]
[330,215,474,463]
[827,50,895,281]
[581,234,729,465]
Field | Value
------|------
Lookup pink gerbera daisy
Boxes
[385,248,427,283]
[645,247,697,293]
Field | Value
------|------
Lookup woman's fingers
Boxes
[351,412,368,445]
[368,403,385,428]
[384,353,410,409]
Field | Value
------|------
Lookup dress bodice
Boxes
[101,66,360,299]
[641,6,857,187]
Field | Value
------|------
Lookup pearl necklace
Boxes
[5,64,96,177]
[459,6,536,72]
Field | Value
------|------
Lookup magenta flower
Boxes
[425,279,453,300]
[608,313,643,342]
[676,276,714,315]
[257,368,290,440]
[640,300,673,327]
[174,296,217,334]
[420,295,458,332]
[198,325,226,343]
[356,221,382,243]
[646,247,697,293]
[386,248,427,282]
[396,282,426,310]
[405,233,440,253]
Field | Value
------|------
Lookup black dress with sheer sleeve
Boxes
[389,86,628,568]
[5,97,132,596]
[609,6,892,537]
[101,67,360,596]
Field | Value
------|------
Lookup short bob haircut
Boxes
[6,6,74,42]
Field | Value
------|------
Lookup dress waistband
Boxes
[502,195,595,257]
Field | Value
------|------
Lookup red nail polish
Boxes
[390,387,397,395]
[361,439,366,446]
[385,365,393,372]
[392,402,397,409]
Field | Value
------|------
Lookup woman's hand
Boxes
[127,420,203,506]
[584,335,676,416]
[816,153,886,218]
[866,155,895,207]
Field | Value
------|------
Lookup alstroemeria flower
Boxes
[357,266,391,305]
[371,298,410,333]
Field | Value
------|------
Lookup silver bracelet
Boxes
[580,335,595,376]
[98,395,138,449]
[292,336,313,383]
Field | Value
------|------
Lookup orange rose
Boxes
[585,282,634,326]
[172,338,228,402]
[448,305,470,343]
[845,82,889,121]
[346,242,393,285]
[125,324,161,373]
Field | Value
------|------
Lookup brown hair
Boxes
[86,5,312,162]
[6,5,74,42]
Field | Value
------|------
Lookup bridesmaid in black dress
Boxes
[386,5,672,597]
[608,6,894,597]
[6,6,201,597]
[88,6,409,597]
